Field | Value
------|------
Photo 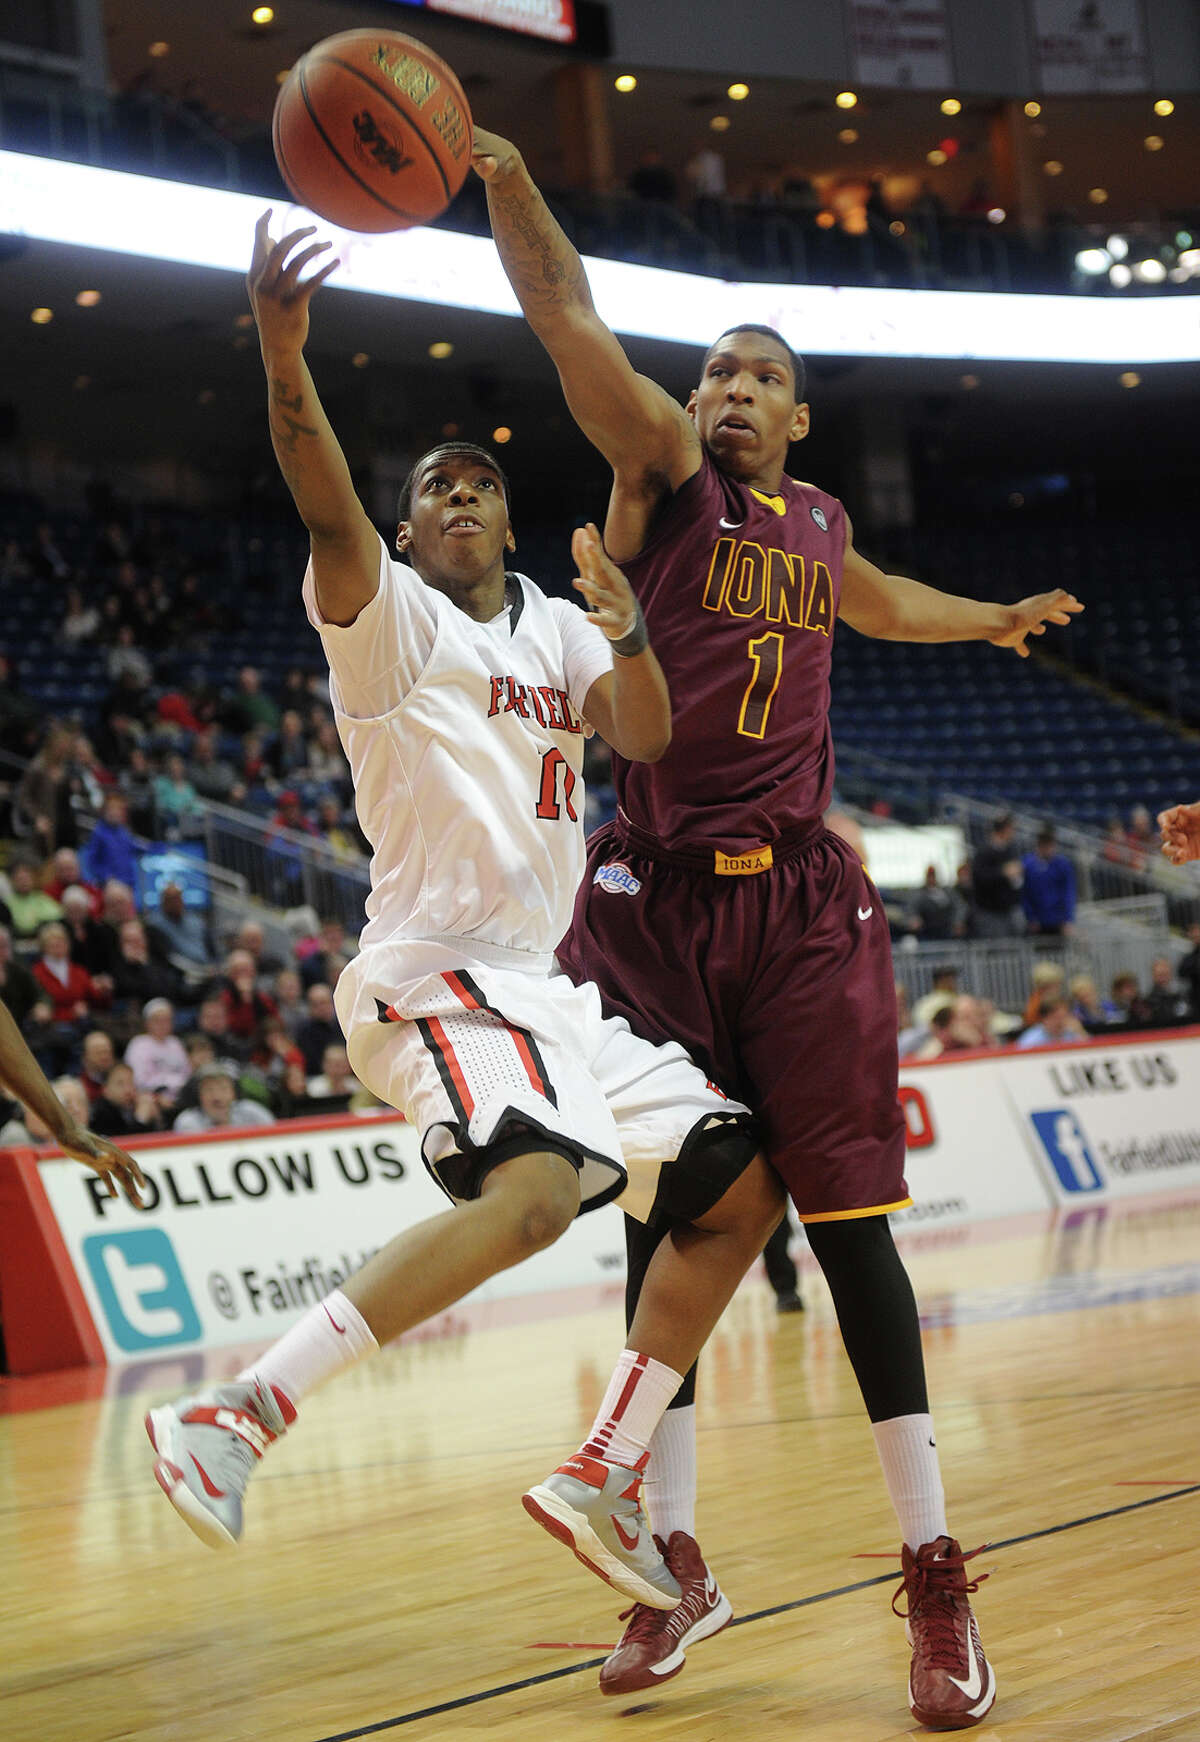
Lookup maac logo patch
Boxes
[810,505,828,532]
[593,862,642,896]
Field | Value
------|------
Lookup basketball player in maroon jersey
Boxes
[474,127,1082,1730]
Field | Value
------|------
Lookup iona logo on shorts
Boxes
[593,861,642,896]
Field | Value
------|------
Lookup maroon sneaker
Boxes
[894,1535,996,1730]
[599,1531,733,1696]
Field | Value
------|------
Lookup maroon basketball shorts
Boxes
[559,817,910,1221]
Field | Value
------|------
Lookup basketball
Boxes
[272,29,473,234]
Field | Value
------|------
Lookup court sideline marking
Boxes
[309,1482,1200,1741]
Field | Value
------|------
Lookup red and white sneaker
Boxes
[599,1532,733,1695]
[146,1378,293,1549]
[894,1535,996,1730]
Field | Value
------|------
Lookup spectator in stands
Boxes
[118,746,158,836]
[1176,923,1200,1020]
[1125,805,1155,871]
[31,921,103,1024]
[44,847,101,913]
[911,1002,957,1060]
[231,919,285,985]
[1144,956,1191,1028]
[83,793,140,890]
[61,586,100,645]
[90,1061,162,1137]
[196,992,249,1064]
[15,725,77,854]
[106,623,154,692]
[79,1029,117,1106]
[1021,827,1076,938]
[5,858,63,941]
[272,967,306,1037]
[268,710,310,781]
[31,522,70,582]
[125,997,191,1110]
[295,980,342,1075]
[224,665,279,734]
[217,948,278,1053]
[970,813,1025,938]
[269,788,319,839]
[912,966,961,1030]
[1102,971,1152,1029]
[58,886,118,1007]
[1022,960,1065,1028]
[111,918,180,1015]
[101,878,138,931]
[187,726,245,805]
[299,918,350,989]
[173,1062,275,1132]
[1068,973,1110,1032]
[0,924,46,1028]
[153,753,204,838]
[906,863,961,942]
[146,881,211,969]
[0,1074,91,1148]
[305,719,348,785]
[306,1042,360,1112]
[316,794,362,860]
[1016,994,1087,1049]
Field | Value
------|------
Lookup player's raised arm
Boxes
[247,211,379,627]
[837,512,1083,652]
[0,999,145,1206]
[573,525,671,762]
[472,129,698,488]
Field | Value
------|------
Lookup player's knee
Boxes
[512,1158,579,1255]
[703,1150,785,1243]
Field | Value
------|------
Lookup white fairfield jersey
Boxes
[303,536,612,956]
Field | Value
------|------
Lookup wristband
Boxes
[608,600,649,659]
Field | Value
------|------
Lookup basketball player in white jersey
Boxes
[145,217,784,1610]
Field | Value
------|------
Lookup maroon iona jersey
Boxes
[613,453,845,851]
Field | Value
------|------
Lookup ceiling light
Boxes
[1043,159,1063,175]
[940,98,962,116]
[1108,263,1132,287]
[1119,371,1141,388]
[1023,100,1041,118]
[987,207,1006,224]
[351,352,369,367]
[75,289,101,307]
[492,426,512,444]
[1088,187,1108,204]
[816,210,836,229]
[710,115,731,132]
[926,148,948,166]
[1144,134,1164,151]
[614,74,636,93]
[1132,257,1166,283]
[30,306,53,324]
[1106,234,1129,260]
[275,69,292,86]
[1178,248,1200,270]
[1169,266,1190,282]
[234,311,254,328]
[251,6,274,23]
[727,83,749,101]
[889,220,905,236]
[428,341,453,359]
[148,40,169,57]
[1074,248,1111,275]
[1153,98,1174,117]
[835,91,858,109]
[961,373,979,389]
[838,128,858,144]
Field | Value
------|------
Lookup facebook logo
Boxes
[1029,1109,1105,1194]
[82,1229,202,1353]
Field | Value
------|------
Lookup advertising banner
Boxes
[895,1058,1055,1229]
[1000,1034,1200,1202]
[1029,0,1150,93]
[34,1118,625,1362]
[850,2,953,90]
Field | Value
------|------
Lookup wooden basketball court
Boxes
[4,1190,1199,1742]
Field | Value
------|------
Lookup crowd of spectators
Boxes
[897,931,1200,1060]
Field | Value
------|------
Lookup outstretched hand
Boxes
[246,210,340,354]
[571,523,638,641]
[58,1123,147,1208]
[988,589,1084,658]
[1158,802,1200,866]
[471,126,522,182]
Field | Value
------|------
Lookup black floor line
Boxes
[309,1482,1200,1741]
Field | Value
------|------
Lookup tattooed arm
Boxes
[473,130,698,495]
[246,211,379,626]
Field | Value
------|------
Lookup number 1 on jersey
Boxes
[738,631,784,738]
[536,747,578,821]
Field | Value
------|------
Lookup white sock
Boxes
[580,1349,683,1469]
[642,1403,697,1542]
[872,1412,949,1551]
[237,1289,378,1410]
